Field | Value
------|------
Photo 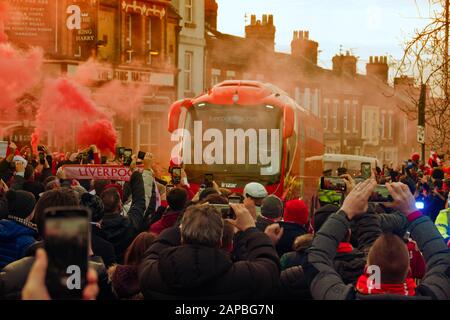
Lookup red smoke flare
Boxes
[77,119,117,154]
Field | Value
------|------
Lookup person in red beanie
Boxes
[273,200,310,257]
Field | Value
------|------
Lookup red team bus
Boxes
[168,80,324,208]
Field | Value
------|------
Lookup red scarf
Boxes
[356,273,416,296]
[337,242,353,253]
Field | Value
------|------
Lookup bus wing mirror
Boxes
[283,106,294,138]
[168,99,193,133]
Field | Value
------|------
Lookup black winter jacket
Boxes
[101,171,146,264]
[138,226,280,300]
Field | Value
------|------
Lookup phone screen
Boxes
[172,167,182,185]
[361,162,371,179]
[368,185,393,203]
[39,152,45,164]
[210,204,236,220]
[123,149,132,165]
[138,151,146,160]
[320,177,346,192]
[44,207,90,300]
[228,196,241,204]
[117,147,125,158]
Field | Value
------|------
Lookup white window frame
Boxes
[313,89,319,117]
[211,68,221,87]
[185,0,193,24]
[380,111,386,139]
[388,112,393,139]
[362,109,369,139]
[226,70,236,80]
[332,100,339,131]
[295,87,301,105]
[304,88,311,111]
[352,100,358,133]
[344,100,350,132]
[184,51,193,93]
[126,14,132,63]
[146,17,152,65]
[323,99,330,131]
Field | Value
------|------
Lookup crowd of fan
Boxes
[0,144,449,300]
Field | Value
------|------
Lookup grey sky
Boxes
[216,0,431,74]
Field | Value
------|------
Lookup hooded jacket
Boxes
[304,210,450,300]
[138,226,280,300]
[0,219,37,270]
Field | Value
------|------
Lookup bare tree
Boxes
[396,0,450,153]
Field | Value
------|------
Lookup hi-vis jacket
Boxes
[435,208,450,244]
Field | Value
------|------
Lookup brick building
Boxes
[3,0,181,165]
[204,0,419,166]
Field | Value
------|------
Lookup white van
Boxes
[305,154,380,177]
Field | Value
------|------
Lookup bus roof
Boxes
[194,80,309,113]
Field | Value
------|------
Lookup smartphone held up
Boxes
[43,206,91,300]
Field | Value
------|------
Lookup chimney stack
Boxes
[205,0,218,30]
[245,14,276,51]
[366,55,389,83]
[332,52,358,77]
[291,30,319,65]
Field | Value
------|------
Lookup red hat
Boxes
[411,153,420,162]
[283,200,309,226]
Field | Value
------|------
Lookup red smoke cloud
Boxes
[94,80,147,120]
[77,119,117,154]
[0,44,43,114]
[32,77,117,154]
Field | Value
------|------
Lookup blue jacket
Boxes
[0,219,38,270]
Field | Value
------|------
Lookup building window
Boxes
[380,112,386,138]
[184,51,193,93]
[126,14,132,63]
[226,70,236,80]
[312,89,319,117]
[332,100,339,131]
[363,110,369,139]
[138,122,151,152]
[323,99,329,130]
[385,150,392,162]
[388,112,393,139]
[185,0,193,24]
[344,100,350,132]
[352,101,358,132]
[303,88,311,111]
[211,69,221,87]
[146,18,152,65]
[295,87,302,106]
[138,119,160,154]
